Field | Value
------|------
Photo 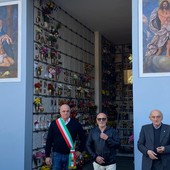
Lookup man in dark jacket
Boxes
[138,109,170,170]
[45,104,85,170]
[86,112,120,170]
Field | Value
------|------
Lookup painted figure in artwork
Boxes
[145,0,170,57]
[0,18,14,67]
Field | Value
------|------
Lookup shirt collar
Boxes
[65,118,70,125]
[153,123,162,129]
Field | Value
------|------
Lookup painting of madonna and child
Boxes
[141,0,170,76]
[0,2,20,81]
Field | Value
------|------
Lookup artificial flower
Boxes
[33,97,41,106]
[34,82,41,89]
[48,83,54,91]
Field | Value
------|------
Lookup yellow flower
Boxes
[33,97,41,106]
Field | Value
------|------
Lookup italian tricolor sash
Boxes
[56,118,77,169]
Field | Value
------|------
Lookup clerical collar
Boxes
[153,123,162,129]
[64,118,70,125]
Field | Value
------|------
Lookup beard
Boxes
[163,4,169,10]
[163,6,168,10]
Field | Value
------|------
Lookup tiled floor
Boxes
[82,155,134,170]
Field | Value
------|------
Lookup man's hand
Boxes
[45,157,52,166]
[100,132,108,140]
[157,146,165,154]
[96,156,105,164]
[147,150,158,160]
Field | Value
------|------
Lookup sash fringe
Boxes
[56,118,77,169]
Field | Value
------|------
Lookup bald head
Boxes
[149,109,163,128]
[149,109,163,118]
[60,104,70,121]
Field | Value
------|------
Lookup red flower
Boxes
[34,82,41,89]
[48,83,54,91]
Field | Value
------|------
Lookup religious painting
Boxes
[0,1,21,82]
[139,0,170,77]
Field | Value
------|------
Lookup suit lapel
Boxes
[148,124,154,144]
[160,124,166,143]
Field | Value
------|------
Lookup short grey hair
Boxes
[149,109,163,118]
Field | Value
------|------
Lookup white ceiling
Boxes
[54,0,132,45]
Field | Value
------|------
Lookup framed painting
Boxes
[0,1,21,82]
[139,0,170,77]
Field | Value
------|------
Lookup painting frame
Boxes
[139,0,170,77]
[0,1,21,82]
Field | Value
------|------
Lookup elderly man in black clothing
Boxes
[138,109,170,170]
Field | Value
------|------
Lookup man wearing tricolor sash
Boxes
[45,104,85,170]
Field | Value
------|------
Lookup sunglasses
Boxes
[97,118,107,121]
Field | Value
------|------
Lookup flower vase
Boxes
[44,21,48,28]
[36,33,41,42]
[51,58,55,64]
[36,69,42,77]
[35,105,39,112]
[40,54,44,61]
[35,88,40,94]
[39,106,44,112]
[34,122,39,130]
[48,90,52,95]
[58,89,62,96]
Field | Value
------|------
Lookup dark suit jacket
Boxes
[138,123,170,170]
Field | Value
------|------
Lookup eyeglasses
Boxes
[97,118,107,121]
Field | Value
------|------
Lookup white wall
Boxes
[133,0,170,169]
